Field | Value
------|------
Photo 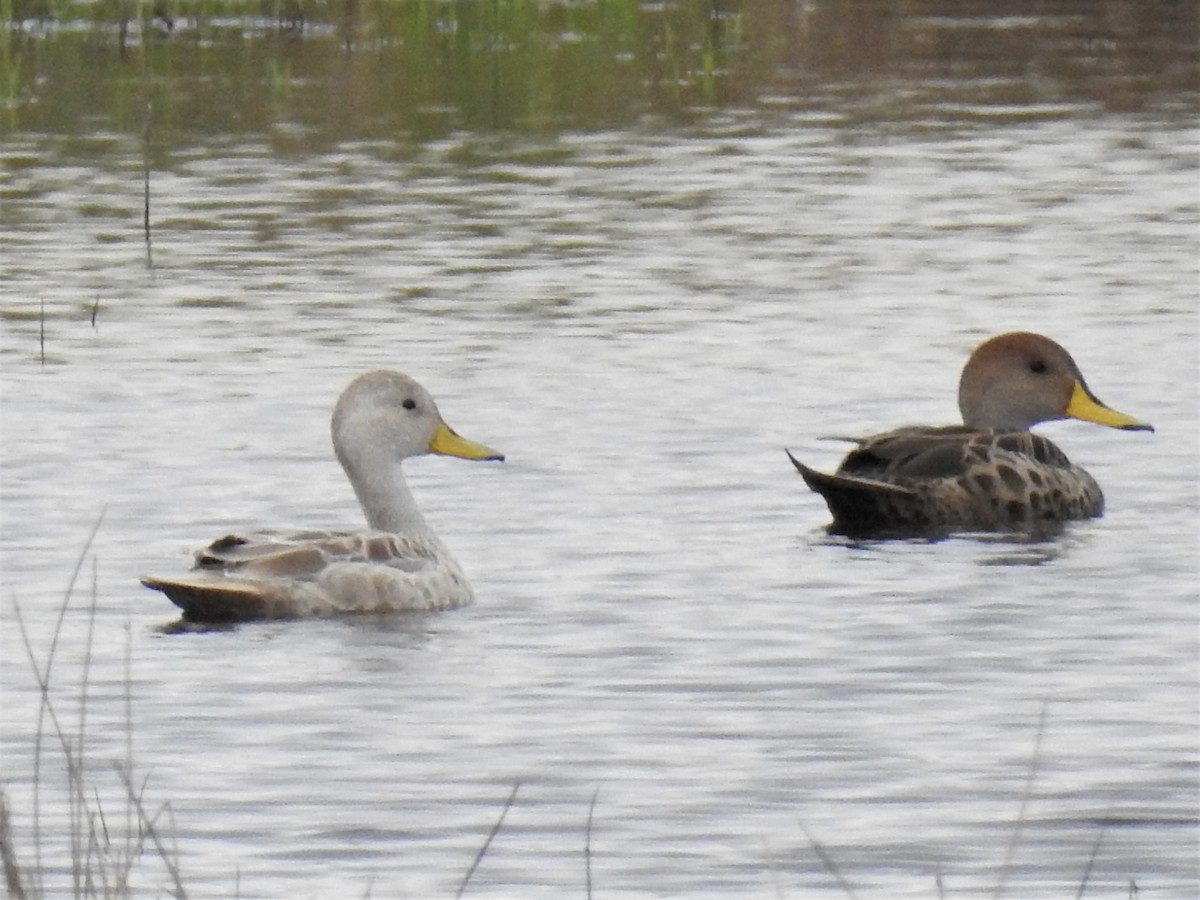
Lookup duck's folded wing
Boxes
[835,426,979,480]
[788,426,1093,537]
[142,531,445,622]
[194,531,435,575]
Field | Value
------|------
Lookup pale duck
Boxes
[142,370,503,621]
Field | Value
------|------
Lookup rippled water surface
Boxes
[2,7,1198,898]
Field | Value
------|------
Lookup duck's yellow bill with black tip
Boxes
[429,422,506,461]
[1066,381,1154,432]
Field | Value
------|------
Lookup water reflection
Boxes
[969,533,1073,567]
[157,617,241,634]
[806,529,1072,567]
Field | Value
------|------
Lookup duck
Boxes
[142,370,504,622]
[787,332,1153,538]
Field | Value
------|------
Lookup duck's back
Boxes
[142,530,474,622]
[792,426,1103,537]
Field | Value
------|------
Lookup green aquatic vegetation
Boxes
[7,1,1194,144]
[0,0,21,122]
[4,0,753,140]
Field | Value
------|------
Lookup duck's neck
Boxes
[339,446,429,534]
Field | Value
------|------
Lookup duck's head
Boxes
[332,370,505,465]
[957,332,1153,433]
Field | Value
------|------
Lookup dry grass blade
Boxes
[798,822,860,900]
[16,510,106,894]
[1,792,29,899]
[6,509,192,897]
[992,702,1049,899]
[12,598,77,896]
[71,554,100,894]
[455,782,520,899]
[114,765,188,900]
[585,787,599,900]
[1075,816,1109,900]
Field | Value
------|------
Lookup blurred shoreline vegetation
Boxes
[1,1,1197,145]
[2,0,766,141]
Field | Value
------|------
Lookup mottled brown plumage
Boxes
[789,333,1152,538]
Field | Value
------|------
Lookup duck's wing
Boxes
[830,425,976,480]
[191,531,436,575]
[788,427,1097,537]
[142,530,469,623]
[837,426,1074,479]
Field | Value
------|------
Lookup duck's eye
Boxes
[402,398,417,411]
[1029,359,1048,375]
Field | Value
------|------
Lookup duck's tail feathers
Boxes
[786,449,924,536]
[141,575,281,623]
[786,450,913,496]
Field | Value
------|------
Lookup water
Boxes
[2,5,1198,899]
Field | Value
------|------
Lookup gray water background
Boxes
[2,3,1198,898]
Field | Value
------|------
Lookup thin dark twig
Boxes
[143,99,154,270]
[585,787,599,900]
[993,702,1050,899]
[455,782,519,900]
[798,823,860,900]
[39,298,45,365]
[94,787,110,846]
[91,297,100,329]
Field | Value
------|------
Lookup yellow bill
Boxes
[1065,381,1153,432]
[428,422,505,460]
